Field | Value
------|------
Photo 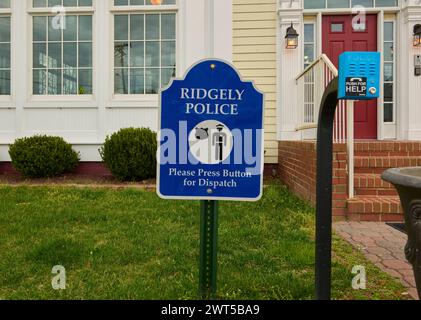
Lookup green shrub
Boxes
[99,127,157,181]
[9,135,80,178]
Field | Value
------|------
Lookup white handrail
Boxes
[295,54,355,199]
[295,54,338,81]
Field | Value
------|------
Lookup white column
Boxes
[399,2,421,140]
[277,5,303,141]
[13,0,27,140]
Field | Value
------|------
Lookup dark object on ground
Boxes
[382,167,421,299]
[386,223,407,234]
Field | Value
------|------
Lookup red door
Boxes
[322,15,378,139]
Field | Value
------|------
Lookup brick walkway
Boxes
[334,221,419,300]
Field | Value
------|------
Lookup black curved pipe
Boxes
[315,77,339,300]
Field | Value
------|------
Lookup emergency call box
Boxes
[338,52,380,100]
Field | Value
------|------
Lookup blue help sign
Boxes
[157,59,264,201]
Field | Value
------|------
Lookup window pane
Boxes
[327,0,349,8]
[33,43,47,68]
[384,83,393,102]
[47,69,62,94]
[384,22,393,41]
[304,44,315,67]
[33,16,46,42]
[383,42,393,62]
[115,69,129,94]
[0,0,10,8]
[161,67,175,87]
[63,42,77,67]
[162,41,175,67]
[304,0,325,9]
[48,0,61,7]
[63,0,78,6]
[352,0,373,7]
[145,15,159,40]
[33,69,46,94]
[384,63,393,82]
[115,15,128,41]
[78,69,92,94]
[130,68,144,94]
[384,103,394,122]
[304,24,314,43]
[114,42,129,67]
[48,42,62,68]
[0,70,10,95]
[33,0,46,7]
[130,42,144,67]
[145,41,159,67]
[130,15,144,41]
[78,15,92,41]
[376,0,397,6]
[145,68,159,94]
[161,14,175,39]
[78,0,92,6]
[331,23,343,33]
[79,42,92,67]
[48,16,62,41]
[0,43,10,69]
[0,17,10,42]
[64,16,77,41]
[63,68,77,94]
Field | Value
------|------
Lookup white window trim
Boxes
[0,8,12,103]
[383,18,396,124]
[27,0,96,103]
[109,0,178,104]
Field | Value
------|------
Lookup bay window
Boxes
[31,0,93,95]
[113,0,177,95]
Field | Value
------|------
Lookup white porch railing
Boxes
[295,54,355,199]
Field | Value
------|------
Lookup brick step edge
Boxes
[354,173,395,188]
[354,157,421,168]
[347,196,403,215]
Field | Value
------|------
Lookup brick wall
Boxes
[278,141,348,218]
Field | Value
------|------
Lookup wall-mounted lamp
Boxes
[285,22,299,49]
[413,24,421,47]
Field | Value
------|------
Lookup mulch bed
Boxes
[0,174,157,190]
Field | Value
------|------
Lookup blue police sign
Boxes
[157,59,264,201]
[338,51,380,100]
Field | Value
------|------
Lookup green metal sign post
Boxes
[199,200,219,299]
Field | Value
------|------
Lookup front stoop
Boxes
[345,141,421,222]
[347,195,403,221]
[278,140,421,221]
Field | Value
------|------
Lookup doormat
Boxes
[386,223,406,235]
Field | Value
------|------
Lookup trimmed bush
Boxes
[99,127,157,181]
[9,135,80,178]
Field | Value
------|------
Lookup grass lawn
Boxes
[0,183,408,300]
